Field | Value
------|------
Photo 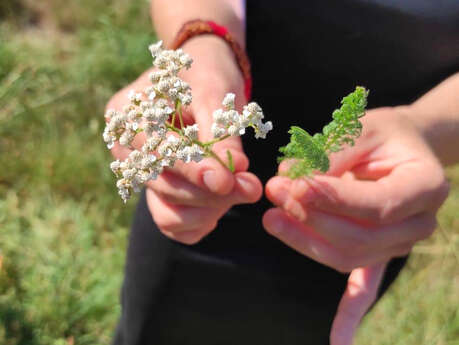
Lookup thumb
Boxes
[330,263,387,345]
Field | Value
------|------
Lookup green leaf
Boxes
[278,86,369,178]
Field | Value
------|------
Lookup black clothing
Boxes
[113,1,459,344]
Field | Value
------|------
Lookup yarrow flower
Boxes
[210,93,273,139]
[103,41,273,202]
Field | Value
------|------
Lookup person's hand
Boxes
[106,37,262,244]
[262,106,450,345]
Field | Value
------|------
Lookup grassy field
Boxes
[0,1,458,344]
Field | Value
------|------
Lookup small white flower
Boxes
[122,104,135,114]
[254,121,273,139]
[141,154,157,169]
[189,144,204,163]
[179,53,193,69]
[177,145,204,163]
[154,55,168,69]
[149,40,163,58]
[128,90,142,104]
[166,135,182,148]
[116,178,131,193]
[149,71,163,83]
[183,124,199,140]
[119,130,134,146]
[127,89,135,102]
[105,109,116,119]
[168,88,179,99]
[127,110,138,122]
[222,93,236,110]
[144,86,156,101]
[122,168,137,179]
[213,109,226,125]
[142,136,162,152]
[247,102,262,114]
[163,106,174,115]
[128,150,143,163]
[180,93,192,105]
[226,110,239,123]
[110,160,121,174]
[211,123,226,138]
[227,125,239,136]
[158,79,171,93]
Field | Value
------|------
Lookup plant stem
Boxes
[165,123,232,171]
[176,101,185,129]
[202,134,231,147]
[204,147,229,169]
[171,111,176,129]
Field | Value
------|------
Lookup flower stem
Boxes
[202,134,231,147]
[176,100,185,129]
[204,147,229,170]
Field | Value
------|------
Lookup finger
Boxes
[162,224,217,245]
[266,177,437,249]
[303,209,436,252]
[266,177,427,253]
[263,208,412,272]
[146,189,221,233]
[150,171,262,207]
[270,161,448,225]
[159,147,248,195]
[330,263,387,345]
[262,208,346,270]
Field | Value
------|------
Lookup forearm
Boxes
[402,72,459,166]
[151,0,245,48]
[150,0,247,113]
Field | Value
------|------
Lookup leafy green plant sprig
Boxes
[278,86,369,178]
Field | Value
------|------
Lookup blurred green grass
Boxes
[0,1,457,344]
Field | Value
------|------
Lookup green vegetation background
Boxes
[0,1,457,344]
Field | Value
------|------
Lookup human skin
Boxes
[105,0,459,344]
[263,74,459,344]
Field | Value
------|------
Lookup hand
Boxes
[262,106,450,345]
[106,37,262,244]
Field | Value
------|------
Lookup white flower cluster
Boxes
[109,134,203,202]
[103,41,272,202]
[211,93,273,139]
[148,41,193,106]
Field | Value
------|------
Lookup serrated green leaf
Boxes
[278,86,369,178]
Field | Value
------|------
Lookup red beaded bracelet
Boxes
[170,19,253,101]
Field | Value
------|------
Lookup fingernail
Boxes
[236,175,252,192]
[203,170,218,192]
